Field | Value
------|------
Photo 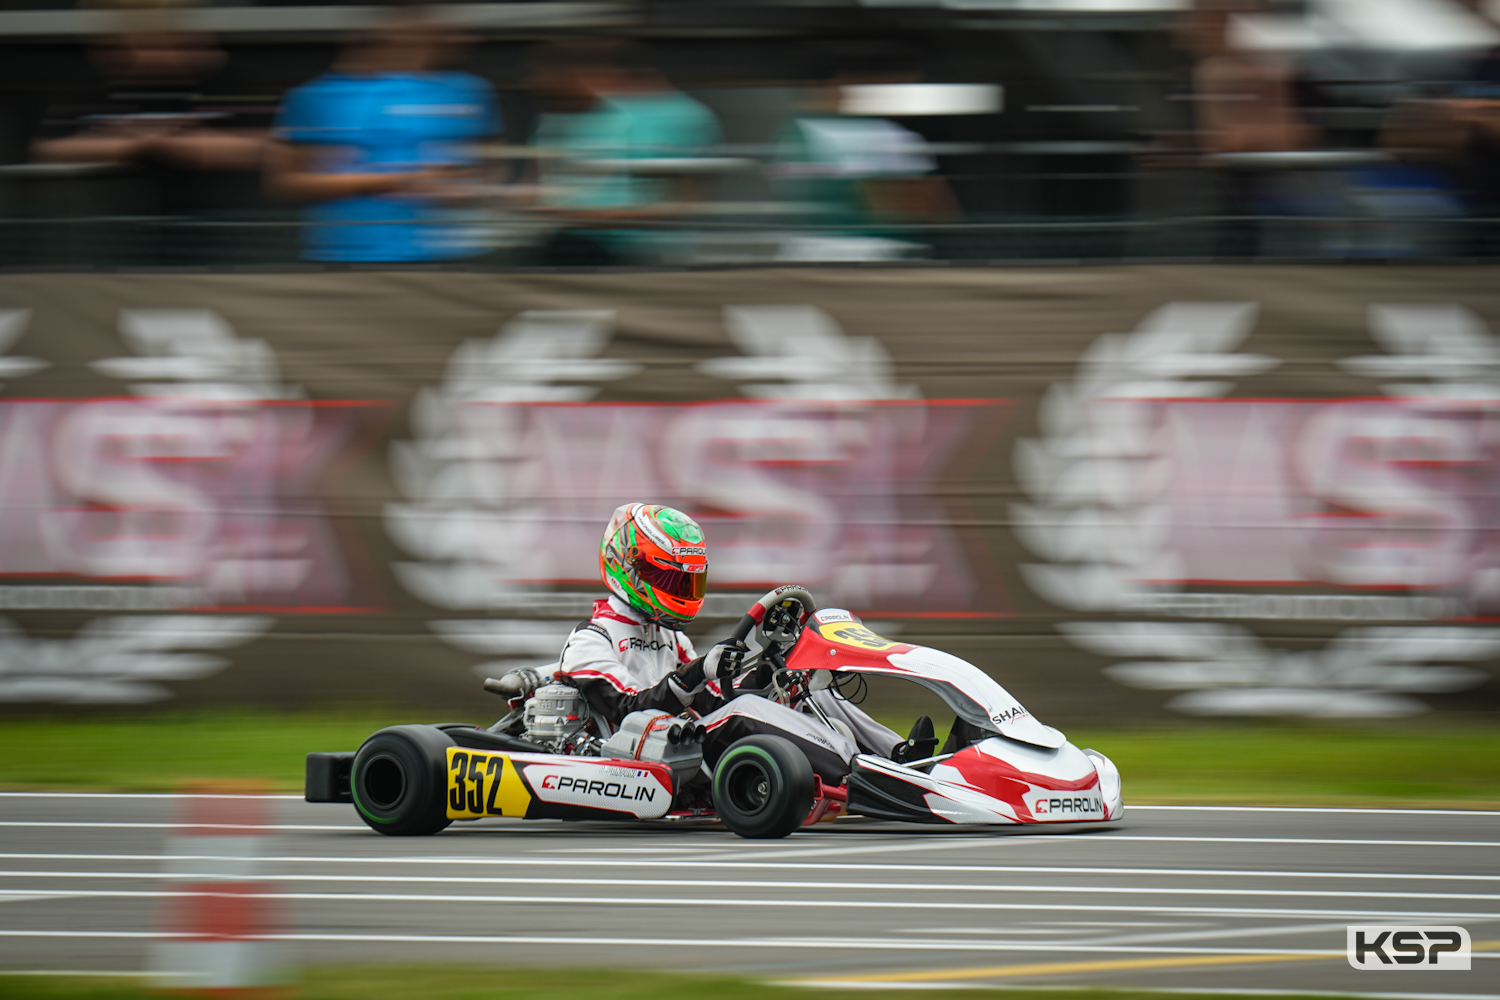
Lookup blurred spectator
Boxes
[1380,31,1500,227]
[1165,0,1326,253]
[769,47,957,261]
[30,7,269,220]
[525,40,723,266]
[1181,1,1317,158]
[264,4,500,263]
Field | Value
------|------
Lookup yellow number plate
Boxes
[816,622,901,651]
[445,747,533,819]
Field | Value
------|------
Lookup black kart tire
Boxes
[712,735,815,839]
[351,725,455,836]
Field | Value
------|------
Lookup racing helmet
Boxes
[600,503,708,625]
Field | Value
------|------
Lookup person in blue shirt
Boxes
[265,7,500,263]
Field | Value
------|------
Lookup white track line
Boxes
[1128,805,1500,817]
[2,893,1500,923]
[1077,921,1356,947]
[1,793,1496,817]
[1087,836,1500,849]
[6,929,1494,959]
[4,821,1493,850]
[5,886,1500,922]
[2,821,1495,850]
[0,822,363,832]
[0,929,1386,956]
[3,873,1497,905]
[710,836,1500,857]
[0,853,1484,883]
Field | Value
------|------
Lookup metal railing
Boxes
[2,212,1497,267]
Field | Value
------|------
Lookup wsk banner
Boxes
[0,267,1495,723]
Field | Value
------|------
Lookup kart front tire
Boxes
[712,735,815,839]
[351,725,454,836]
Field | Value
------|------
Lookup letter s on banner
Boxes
[1295,405,1475,588]
[1347,926,1470,970]
[45,402,219,578]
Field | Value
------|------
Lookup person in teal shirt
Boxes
[527,42,723,264]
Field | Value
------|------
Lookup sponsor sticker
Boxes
[534,769,663,805]
[443,748,530,819]
[813,609,855,624]
[816,622,900,651]
[1347,927,1470,970]
[1026,791,1103,818]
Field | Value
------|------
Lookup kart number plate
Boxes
[446,748,530,820]
[816,622,900,651]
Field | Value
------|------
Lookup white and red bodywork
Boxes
[778,606,1124,825]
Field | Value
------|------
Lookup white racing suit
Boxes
[559,595,902,783]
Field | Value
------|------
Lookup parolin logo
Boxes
[1032,796,1101,815]
[1347,926,1470,970]
[619,637,669,653]
[538,773,657,801]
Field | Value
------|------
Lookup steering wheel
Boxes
[729,585,818,648]
[722,585,817,697]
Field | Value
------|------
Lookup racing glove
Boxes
[670,639,749,703]
[484,666,545,706]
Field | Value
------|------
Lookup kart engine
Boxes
[522,682,602,755]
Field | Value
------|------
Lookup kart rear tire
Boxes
[351,725,454,836]
[712,735,815,839]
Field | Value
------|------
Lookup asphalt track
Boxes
[0,793,1496,997]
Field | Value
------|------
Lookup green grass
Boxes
[0,709,1495,807]
[1065,723,1500,808]
[0,969,1387,1000]
[0,710,394,794]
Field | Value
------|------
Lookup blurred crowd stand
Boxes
[1138,0,1500,259]
[5,0,1500,266]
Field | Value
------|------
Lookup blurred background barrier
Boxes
[0,264,1496,726]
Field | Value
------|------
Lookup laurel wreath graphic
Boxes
[1013,302,1496,717]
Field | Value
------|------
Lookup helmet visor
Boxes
[637,557,707,602]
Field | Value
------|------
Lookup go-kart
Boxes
[306,585,1123,839]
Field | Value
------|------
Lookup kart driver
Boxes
[500,502,920,782]
[562,501,739,720]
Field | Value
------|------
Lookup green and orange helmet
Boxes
[600,503,708,625]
